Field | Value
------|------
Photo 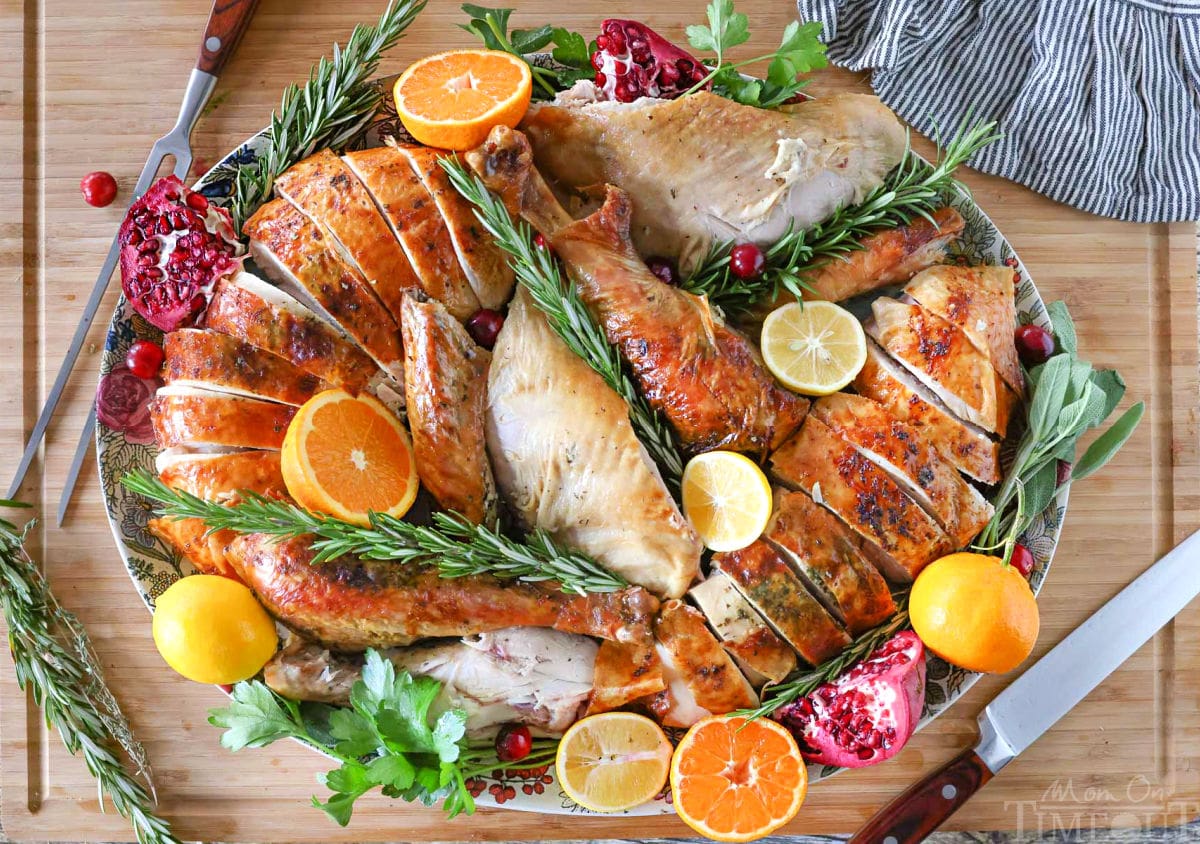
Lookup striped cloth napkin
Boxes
[796,0,1200,222]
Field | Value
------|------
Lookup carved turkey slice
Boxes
[163,328,327,407]
[150,386,296,451]
[343,147,481,320]
[205,272,379,395]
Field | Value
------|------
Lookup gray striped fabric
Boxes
[796,0,1200,222]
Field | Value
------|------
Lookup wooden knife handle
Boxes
[196,0,261,76]
[849,748,994,844]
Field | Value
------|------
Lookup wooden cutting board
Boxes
[2,1,1197,840]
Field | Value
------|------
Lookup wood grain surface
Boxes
[1,1,1198,841]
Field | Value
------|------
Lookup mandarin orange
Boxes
[670,715,807,842]
[393,50,532,150]
[910,551,1040,673]
[280,389,418,527]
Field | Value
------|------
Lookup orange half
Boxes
[281,389,418,526]
[671,715,808,842]
[393,49,532,150]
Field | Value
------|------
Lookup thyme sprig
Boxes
[440,158,685,492]
[0,501,180,844]
[229,0,426,228]
[739,595,911,721]
[122,471,628,595]
[681,117,1002,314]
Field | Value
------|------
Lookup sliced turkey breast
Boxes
[243,198,405,394]
[688,572,798,684]
[343,147,480,320]
[163,328,327,407]
[586,640,666,716]
[903,264,1024,397]
[853,340,1001,483]
[150,386,295,451]
[397,144,515,309]
[770,416,955,582]
[273,149,421,321]
[640,600,758,728]
[868,297,1019,436]
[711,539,850,666]
[205,272,379,395]
[764,488,896,635]
[810,393,993,548]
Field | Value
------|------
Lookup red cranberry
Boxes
[81,171,118,207]
[466,308,505,350]
[729,243,766,280]
[125,340,165,379]
[645,256,678,285]
[495,723,532,763]
[1011,543,1035,578]
[1056,459,1073,487]
[1015,324,1055,366]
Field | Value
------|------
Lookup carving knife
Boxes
[7,0,260,515]
[851,527,1200,843]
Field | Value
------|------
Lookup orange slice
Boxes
[393,50,532,150]
[281,388,418,527]
[671,715,808,842]
[555,712,673,813]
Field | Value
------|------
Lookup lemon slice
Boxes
[761,300,867,395]
[682,451,773,553]
[555,712,673,813]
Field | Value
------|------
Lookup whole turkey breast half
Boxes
[520,91,906,271]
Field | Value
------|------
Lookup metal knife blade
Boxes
[976,526,1200,772]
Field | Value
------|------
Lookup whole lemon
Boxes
[910,552,1039,674]
[152,575,278,684]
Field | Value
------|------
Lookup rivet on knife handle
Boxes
[197,0,262,76]
[849,748,994,844]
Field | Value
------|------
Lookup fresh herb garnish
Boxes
[740,595,911,721]
[210,649,558,825]
[122,470,628,595]
[684,0,827,108]
[682,117,1001,313]
[0,501,180,844]
[440,157,686,493]
[975,302,1144,563]
[459,5,595,99]
[229,0,427,228]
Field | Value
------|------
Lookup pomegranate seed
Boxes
[1015,324,1055,366]
[185,191,209,212]
[125,339,164,379]
[645,256,678,285]
[595,71,608,88]
[533,232,552,253]
[590,51,606,71]
[495,724,532,763]
[729,243,766,279]
[80,171,118,207]
[466,308,505,350]
[1011,543,1035,578]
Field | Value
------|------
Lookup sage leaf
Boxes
[1072,402,1145,482]
[1046,300,1077,356]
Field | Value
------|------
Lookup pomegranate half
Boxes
[774,630,926,768]
[591,20,709,102]
[118,175,242,332]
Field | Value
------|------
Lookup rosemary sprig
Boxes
[228,0,426,228]
[739,594,911,721]
[439,158,685,492]
[122,471,628,596]
[681,117,1002,314]
[0,501,180,844]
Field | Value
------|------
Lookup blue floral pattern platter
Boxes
[96,79,1066,815]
